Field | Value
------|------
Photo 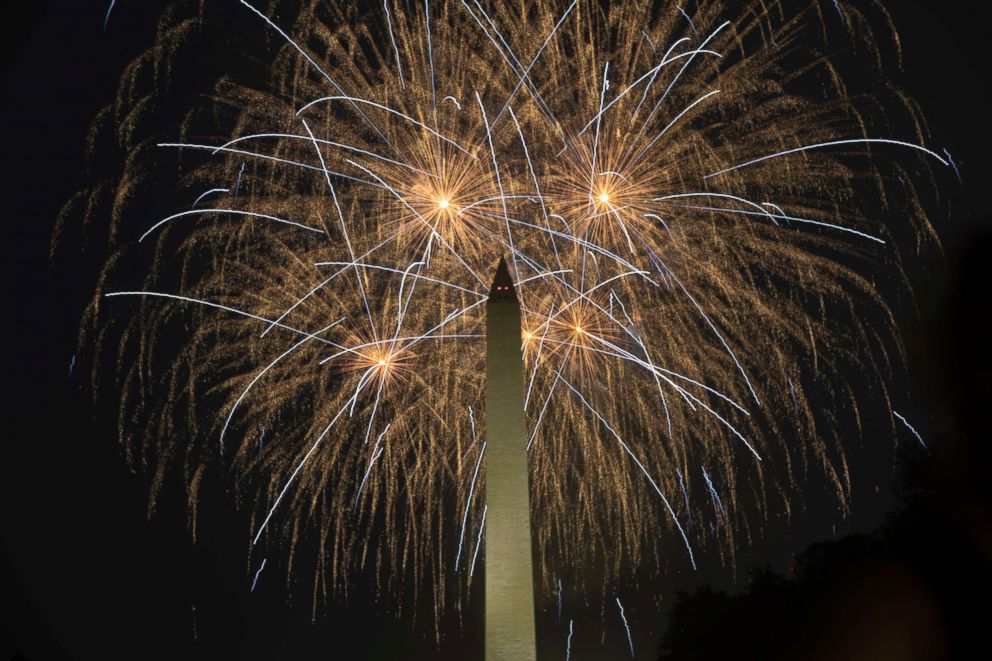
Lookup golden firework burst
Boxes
[62,0,948,626]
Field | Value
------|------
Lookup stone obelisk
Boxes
[485,257,537,661]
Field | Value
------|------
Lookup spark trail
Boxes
[893,410,928,451]
[616,597,635,657]
[104,1,117,31]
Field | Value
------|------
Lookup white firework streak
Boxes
[250,557,267,592]
[893,410,928,451]
[616,597,634,657]
[469,504,487,577]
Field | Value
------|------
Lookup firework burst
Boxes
[63,0,947,625]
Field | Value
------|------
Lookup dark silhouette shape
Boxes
[658,231,992,661]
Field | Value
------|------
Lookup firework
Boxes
[64,0,946,627]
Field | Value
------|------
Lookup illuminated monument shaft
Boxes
[485,258,537,661]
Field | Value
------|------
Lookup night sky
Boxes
[2,1,989,659]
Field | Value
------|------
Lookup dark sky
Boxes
[1,1,989,660]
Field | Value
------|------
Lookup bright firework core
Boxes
[438,198,450,210]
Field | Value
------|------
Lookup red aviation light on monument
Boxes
[488,257,517,301]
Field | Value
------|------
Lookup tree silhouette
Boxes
[658,232,992,661]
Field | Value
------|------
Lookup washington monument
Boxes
[485,257,537,661]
